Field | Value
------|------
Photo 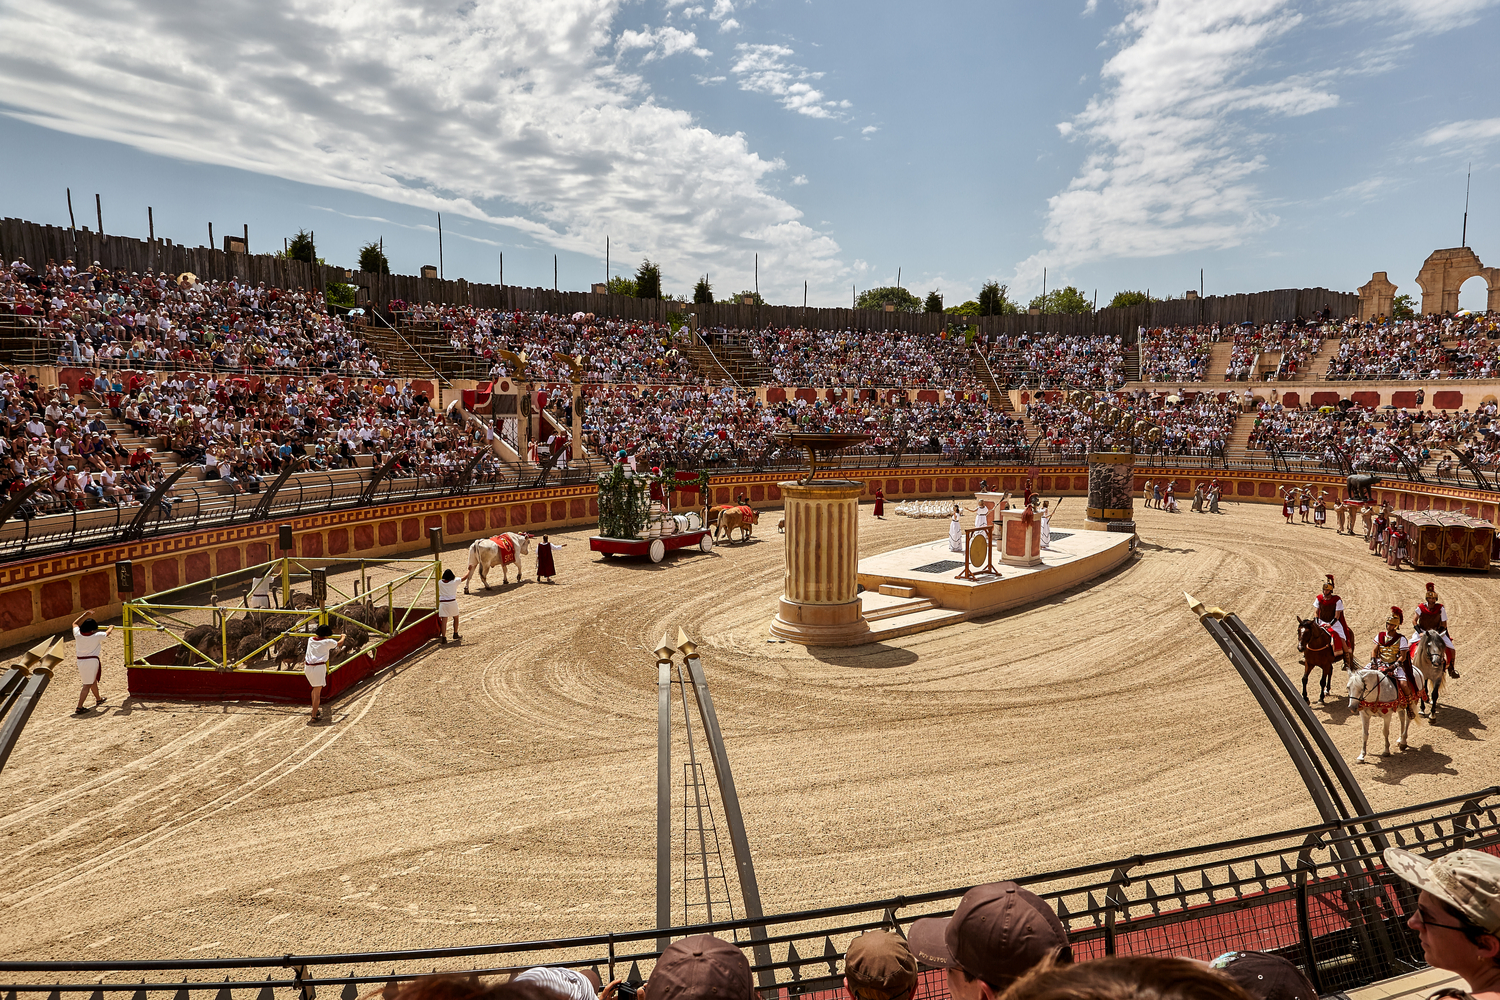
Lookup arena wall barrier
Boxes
[0,465,1493,648]
[3,788,1496,997]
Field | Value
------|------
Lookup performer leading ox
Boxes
[1413,581,1459,679]
[1313,574,1355,669]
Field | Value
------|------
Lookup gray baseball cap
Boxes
[1385,847,1500,934]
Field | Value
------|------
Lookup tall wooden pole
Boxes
[437,212,443,280]
[94,193,103,236]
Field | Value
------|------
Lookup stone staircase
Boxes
[1123,344,1141,382]
[971,350,1010,410]
[359,317,449,381]
[1222,411,1258,464]
[680,334,743,385]
[703,339,771,385]
[1297,337,1344,382]
[1205,341,1235,382]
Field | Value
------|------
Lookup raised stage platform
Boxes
[853,527,1136,638]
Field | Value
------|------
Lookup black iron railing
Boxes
[2,788,1495,998]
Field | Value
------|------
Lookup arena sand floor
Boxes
[1,499,1495,962]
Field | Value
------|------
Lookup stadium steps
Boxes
[1205,341,1235,381]
[359,319,440,379]
[700,341,771,386]
[971,350,1010,410]
[1302,338,1344,381]
[1124,345,1141,382]
[1222,412,1258,464]
[680,336,743,384]
[1256,351,1282,380]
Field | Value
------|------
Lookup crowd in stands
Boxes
[1025,390,1237,458]
[1140,325,1218,382]
[0,362,501,518]
[1328,315,1500,380]
[400,302,702,384]
[1247,398,1500,471]
[981,332,1127,390]
[743,326,981,389]
[581,386,1030,469]
[2,258,386,375]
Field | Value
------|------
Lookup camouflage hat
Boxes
[1385,847,1500,934]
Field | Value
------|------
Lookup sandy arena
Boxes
[1,499,1495,963]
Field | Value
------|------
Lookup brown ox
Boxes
[713,505,758,543]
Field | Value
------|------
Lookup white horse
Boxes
[1347,665,1426,762]
[1411,629,1452,718]
[465,532,532,591]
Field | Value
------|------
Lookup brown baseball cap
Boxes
[845,931,918,1000]
[907,882,1069,990]
[1209,951,1317,1000]
[648,935,753,1000]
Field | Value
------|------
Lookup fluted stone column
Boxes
[770,480,870,645]
[1085,452,1136,533]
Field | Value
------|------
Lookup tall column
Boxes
[1085,452,1136,533]
[770,480,870,645]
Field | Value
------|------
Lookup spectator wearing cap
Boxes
[644,934,752,1000]
[1386,847,1500,1000]
[907,881,1071,1000]
[845,931,917,1000]
[1000,955,1253,1000]
[71,609,113,715]
[1207,951,1317,1000]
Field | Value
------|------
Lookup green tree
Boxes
[721,290,765,306]
[693,276,713,304]
[855,286,922,311]
[1107,290,1150,309]
[607,275,638,296]
[945,299,981,316]
[358,241,390,275]
[634,259,662,299]
[285,230,317,264]
[978,281,1017,316]
[1392,293,1417,321]
[325,282,356,308]
[1029,285,1092,314]
[924,289,943,313]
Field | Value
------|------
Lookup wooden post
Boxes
[209,221,214,250]
[94,193,102,237]
[66,188,76,230]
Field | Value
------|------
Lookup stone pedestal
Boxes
[1085,452,1136,533]
[998,508,1042,566]
[770,480,871,646]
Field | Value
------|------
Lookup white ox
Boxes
[465,532,533,591]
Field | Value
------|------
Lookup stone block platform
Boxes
[853,527,1135,638]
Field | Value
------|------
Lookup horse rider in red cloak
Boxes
[1313,574,1355,669]
[1413,580,1459,678]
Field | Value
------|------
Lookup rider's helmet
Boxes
[1322,574,1335,596]
[1386,606,1404,631]
[1425,580,1439,605]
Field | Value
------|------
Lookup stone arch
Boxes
[1414,247,1500,315]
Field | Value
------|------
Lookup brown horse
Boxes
[1296,617,1338,704]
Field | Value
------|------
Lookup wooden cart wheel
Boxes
[699,534,714,553]
[648,539,666,563]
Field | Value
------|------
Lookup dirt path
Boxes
[1,500,1493,963]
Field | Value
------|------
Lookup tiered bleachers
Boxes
[1139,325,1219,382]
[980,332,1126,390]
[744,326,980,389]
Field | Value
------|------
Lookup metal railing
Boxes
[2,789,1495,997]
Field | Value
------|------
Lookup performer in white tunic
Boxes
[303,623,345,722]
[438,569,461,643]
[247,565,276,609]
[72,610,113,715]
[1039,501,1052,550]
[973,499,991,532]
[948,505,964,552]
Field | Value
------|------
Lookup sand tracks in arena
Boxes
[0,502,1493,961]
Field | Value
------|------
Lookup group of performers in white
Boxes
[947,481,1053,554]
[1312,574,1460,713]
[1280,485,1333,526]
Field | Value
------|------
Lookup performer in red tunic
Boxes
[1313,574,1355,667]
[1386,521,1406,569]
[1413,580,1458,677]
[873,488,885,519]
[535,535,565,583]
[1281,488,1296,524]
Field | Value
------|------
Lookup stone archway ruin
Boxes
[1414,247,1500,315]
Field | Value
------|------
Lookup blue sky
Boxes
[1,0,1497,310]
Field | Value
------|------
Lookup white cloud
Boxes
[791,175,808,185]
[617,25,711,61]
[1020,0,1340,283]
[1082,0,1099,13]
[694,74,728,85]
[0,0,847,300]
[1421,118,1500,146]
[731,43,847,119]
[1331,0,1500,38]
[861,125,878,134]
